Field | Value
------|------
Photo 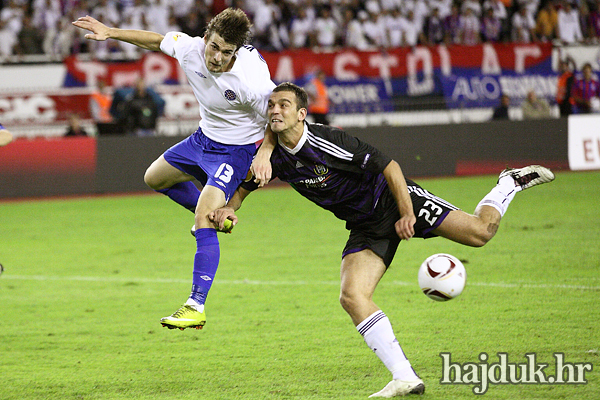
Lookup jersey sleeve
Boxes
[160,32,194,63]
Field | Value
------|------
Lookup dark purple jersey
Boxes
[242,123,393,224]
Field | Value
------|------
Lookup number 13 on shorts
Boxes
[214,163,234,183]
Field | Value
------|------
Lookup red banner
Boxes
[62,42,553,87]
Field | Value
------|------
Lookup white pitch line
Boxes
[1,275,600,291]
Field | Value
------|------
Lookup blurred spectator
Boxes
[305,69,330,125]
[385,8,404,48]
[459,7,481,45]
[484,0,508,22]
[290,8,312,48]
[16,15,44,55]
[587,0,600,41]
[313,5,338,49]
[536,0,558,41]
[32,0,62,35]
[90,80,114,124]
[492,94,511,120]
[400,9,423,47]
[557,1,583,44]
[0,122,13,146]
[0,0,24,58]
[363,9,388,49]
[92,0,120,26]
[146,0,171,34]
[556,58,575,116]
[179,8,207,38]
[402,0,430,28]
[64,113,89,137]
[517,0,541,18]
[462,0,483,17]
[430,0,452,18]
[423,7,446,44]
[120,78,165,136]
[572,63,600,113]
[444,3,462,44]
[521,90,551,119]
[512,5,536,42]
[482,7,503,42]
[253,0,279,48]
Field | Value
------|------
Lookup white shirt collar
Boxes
[278,122,308,155]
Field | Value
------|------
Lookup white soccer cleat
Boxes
[498,165,555,191]
[368,379,425,398]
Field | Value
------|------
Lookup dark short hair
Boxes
[273,82,309,111]
[205,8,251,49]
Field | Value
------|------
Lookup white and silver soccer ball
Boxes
[418,253,466,301]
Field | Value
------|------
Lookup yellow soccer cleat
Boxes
[160,303,206,330]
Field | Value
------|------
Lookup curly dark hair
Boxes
[273,82,309,111]
[205,8,252,49]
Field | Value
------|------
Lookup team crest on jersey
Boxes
[313,164,328,176]
[172,34,181,41]
[224,89,237,101]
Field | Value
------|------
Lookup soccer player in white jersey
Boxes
[73,8,277,330]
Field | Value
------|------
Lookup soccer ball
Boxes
[418,254,466,301]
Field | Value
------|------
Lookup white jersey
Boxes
[160,32,275,145]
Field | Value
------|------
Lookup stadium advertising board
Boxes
[568,114,600,171]
[61,43,553,113]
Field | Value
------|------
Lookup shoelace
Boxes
[172,305,193,318]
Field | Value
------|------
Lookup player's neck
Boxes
[278,123,304,150]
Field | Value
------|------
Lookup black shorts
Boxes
[342,179,459,267]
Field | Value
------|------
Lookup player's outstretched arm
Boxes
[72,16,164,51]
[250,126,276,187]
[383,160,416,240]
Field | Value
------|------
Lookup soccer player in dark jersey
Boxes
[210,83,555,397]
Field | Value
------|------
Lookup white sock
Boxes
[356,311,419,381]
[476,175,519,217]
[185,298,204,312]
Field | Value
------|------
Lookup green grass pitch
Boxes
[1,171,598,399]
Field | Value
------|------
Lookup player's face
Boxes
[204,33,237,73]
[268,91,304,134]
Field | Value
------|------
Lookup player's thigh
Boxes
[194,184,227,228]
[431,209,487,247]
[340,249,387,301]
[144,155,193,190]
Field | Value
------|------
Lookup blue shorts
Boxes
[163,128,258,202]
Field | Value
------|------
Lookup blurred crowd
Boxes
[0,0,599,60]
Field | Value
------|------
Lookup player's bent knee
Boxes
[339,290,363,314]
[143,169,160,190]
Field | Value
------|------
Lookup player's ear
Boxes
[298,107,307,122]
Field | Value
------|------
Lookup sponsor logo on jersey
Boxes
[224,89,237,101]
[194,71,207,78]
[299,175,330,188]
[295,161,304,169]
[313,164,328,175]
[172,34,181,41]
